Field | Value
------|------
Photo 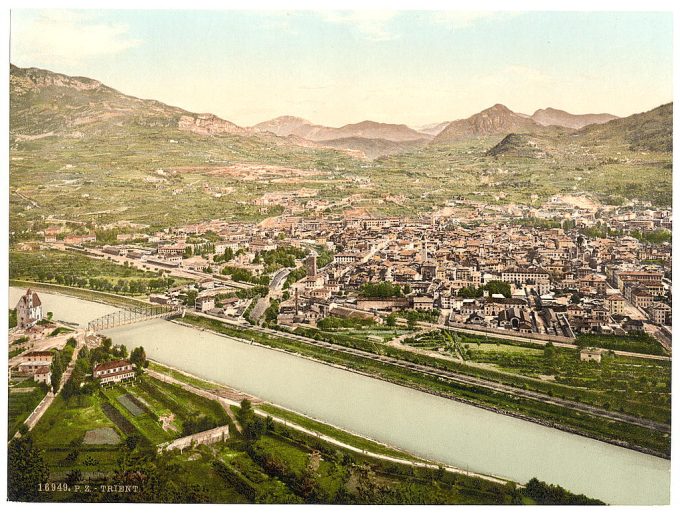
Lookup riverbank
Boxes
[10,280,150,310]
[9,286,671,503]
[176,314,670,459]
[146,360,513,484]
[10,283,670,457]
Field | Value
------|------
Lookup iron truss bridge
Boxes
[87,304,182,332]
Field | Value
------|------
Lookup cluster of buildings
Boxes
[11,289,138,387]
[36,197,672,342]
[266,212,671,340]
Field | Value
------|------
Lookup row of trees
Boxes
[31,272,175,295]
[213,246,236,264]
[522,478,604,505]
[49,338,77,393]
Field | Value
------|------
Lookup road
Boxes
[644,323,672,355]
[269,267,292,291]
[244,267,292,323]
[249,297,270,323]
[188,311,670,433]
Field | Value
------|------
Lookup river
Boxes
[9,287,671,505]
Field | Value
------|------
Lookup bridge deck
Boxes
[88,305,182,332]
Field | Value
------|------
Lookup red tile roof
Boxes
[93,359,132,373]
[25,351,53,357]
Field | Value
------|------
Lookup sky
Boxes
[9,9,673,128]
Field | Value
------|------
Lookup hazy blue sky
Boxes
[10,10,673,127]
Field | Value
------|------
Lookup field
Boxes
[9,108,672,238]
[101,376,229,443]
[575,333,666,355]
[31,393,117,448]
[82,427,120,445]
[297,325,411,346]
[8,383,47,438]
[404,329,672,425]
[30,374,230,475]
[10,279,151,310]
[16,357,603,504]
[10,249,188,295]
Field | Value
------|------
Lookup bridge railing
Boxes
[87,304,181,332]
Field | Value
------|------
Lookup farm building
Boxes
[579,348,603,363]
[93,359,135,385]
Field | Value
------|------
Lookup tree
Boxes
[185,290,198,307]
[483,280,511,298]
[544,342,556,362]
[359,281,403,298]
[101,337,113,352]
[7,435,49,501]
[239,398,253,419]
[237,399,254,426]
[130,346,148,369]
[458,286,482,298]
[78,346,90,361]
[385,313,397,327]
[406,311,419,331]
[51,351,65,393]
[65,469,83,486]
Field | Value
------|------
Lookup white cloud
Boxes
[11,10,141,66]
[318,11,398,41]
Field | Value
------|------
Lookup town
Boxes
[7,9,673,506]
[16,194,670,355]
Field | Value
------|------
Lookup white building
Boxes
[15,289,43,329]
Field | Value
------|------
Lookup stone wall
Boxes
[160,424,230,452]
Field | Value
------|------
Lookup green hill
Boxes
[577,103,672,153]
[9,64,673,236]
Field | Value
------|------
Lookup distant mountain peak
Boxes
[488,103,512,111]
[269,115,314,125]
[254,115,432,143]
[531,107,619,129]
[433,104,539,144]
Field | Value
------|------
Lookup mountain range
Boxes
[10,64,670,160]
[9,64,672,230]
